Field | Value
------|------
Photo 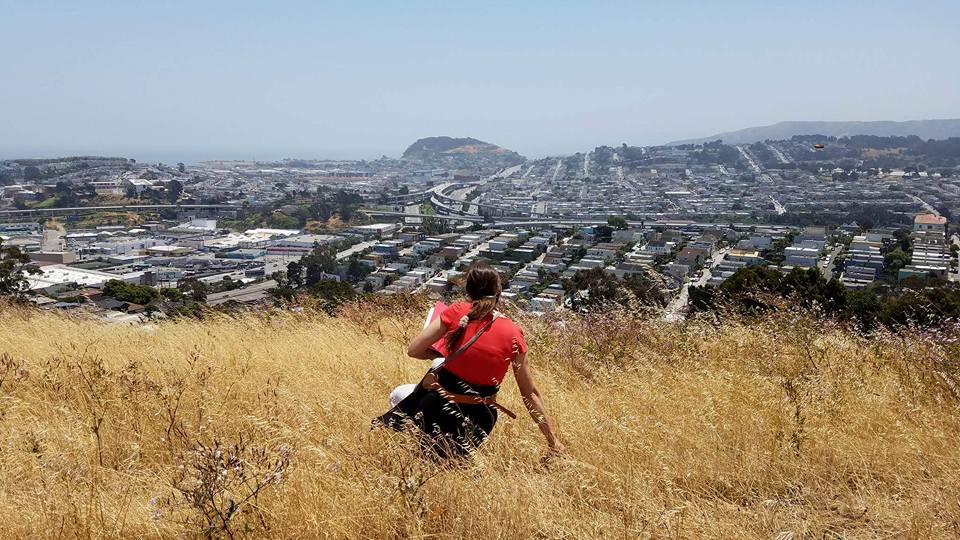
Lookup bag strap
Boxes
[443,312,499,363]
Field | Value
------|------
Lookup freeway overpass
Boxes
[361,209,486,223]
[0,203,241,220]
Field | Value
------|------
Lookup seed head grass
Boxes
[0,300,958,538]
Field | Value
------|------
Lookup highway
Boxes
[337,240,377,260]
[362,209,485,223]
[404,203,422,224]
[206,279,277,306]
[494,164,523,179]
[0,203,240,218]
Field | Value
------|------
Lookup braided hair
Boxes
[445,262,502,354]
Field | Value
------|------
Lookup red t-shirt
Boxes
[438,301,528,386]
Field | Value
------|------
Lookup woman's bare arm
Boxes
[406,316,447,359]
[513,351,564,452]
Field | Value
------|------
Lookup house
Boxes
[726,249,764,266]
[783,246,820,269]
[914,213,947,234]
[676,246,708,268]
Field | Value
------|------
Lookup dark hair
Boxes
[445,262,502,354]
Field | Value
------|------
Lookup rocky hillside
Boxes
[0,298,957,538]
[402,136,525,169]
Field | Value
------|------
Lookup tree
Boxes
[177,162,186,173]
[623,273,667,308]
[562,268,625,312]
[286,260,304,288]
[299,243,339,287]
[167,179,184,203]
[177,277,208,302]
[309,279,357,314]
[347,257,370,282]
[23,166,41,181]
[102,280,162,306]
[0,238,41,300]
[884,247,910,274]
[607,215,628,230]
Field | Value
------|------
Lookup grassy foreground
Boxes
[0,299,958,539]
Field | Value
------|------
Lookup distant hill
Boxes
[402,136,524,164]
[668,119,960,146]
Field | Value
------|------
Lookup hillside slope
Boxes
[0,302,958,538]
[402,136,525,167]
[669,119,960,146]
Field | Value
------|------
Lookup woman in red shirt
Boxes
[380,262,562,457]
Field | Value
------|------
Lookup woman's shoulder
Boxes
[493,311,524,332]
[439,301,470,326]
[446,301,472,316]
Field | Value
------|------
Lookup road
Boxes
[550,160,562,182]
[821,244,844,280]
[337,240,377,261]
[769,195,786,215]
[495,164,523,179]
[207,279,277,305]
[909,194,939,216]
[662,247,731,322]
[0,203,240,218]
[952,234,960,282]
[736,145,762,174]
[403,203,423,224]
[767,143,791,164]
[448,186,479,216]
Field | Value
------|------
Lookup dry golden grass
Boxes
[0,300,959,539]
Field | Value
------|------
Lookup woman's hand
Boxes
[513,352,562,452]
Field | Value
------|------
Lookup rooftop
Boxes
[914,214,947,226]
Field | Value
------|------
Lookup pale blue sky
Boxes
[2,1,958,162]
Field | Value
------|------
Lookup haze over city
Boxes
[2,0,959,162]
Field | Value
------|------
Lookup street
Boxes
[909,194,939,216]
[663,246,731,322]
[769,195,786,215]
[952,233,960,282]
[736,145,761,174]
[821,244,844,280]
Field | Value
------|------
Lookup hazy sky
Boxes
[2,1,958,162]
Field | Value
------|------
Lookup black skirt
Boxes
[375,368,499,458]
